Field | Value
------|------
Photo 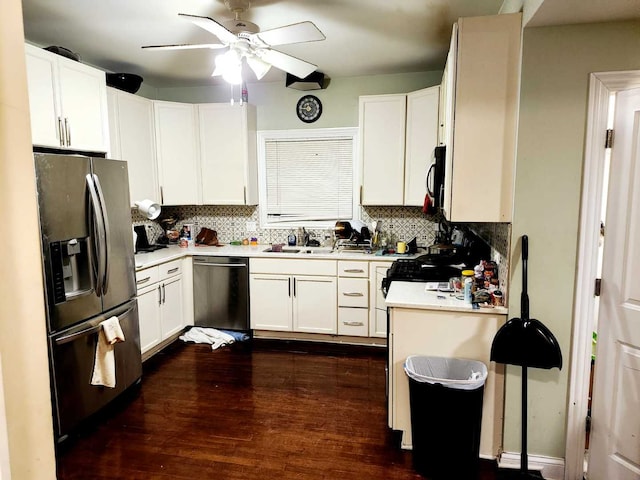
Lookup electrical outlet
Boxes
[246,221,257,232]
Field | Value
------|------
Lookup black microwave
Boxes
[427,146,446,210]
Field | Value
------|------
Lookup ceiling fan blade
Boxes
[142,43,227,51]
[178,13,237,45]
[256,48,317,79]
[254,21,325,46]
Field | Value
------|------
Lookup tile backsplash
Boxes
[133,205,442,247]
[133,205,511,294]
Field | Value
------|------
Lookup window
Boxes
[257,128,359,228]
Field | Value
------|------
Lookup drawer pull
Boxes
[343,321,364,326]
[344,269,365,273]
[137,276,151,285]
[167,267,179,274]
[343,292,364,297]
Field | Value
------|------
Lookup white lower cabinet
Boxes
[369,262,390,338]
[135,259,184,358]
[249,258,337,334]
[337,261,369,337]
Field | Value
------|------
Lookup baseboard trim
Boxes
[498,451,565,480]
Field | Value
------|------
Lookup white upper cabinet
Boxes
[442,13,522,222]
[359,94,407,206]
[107,88,159,206]
[198,103,258,205]
[153,101,200,205]
[404,86,440,206]
[359,87,439,207]
[25,44,109,152]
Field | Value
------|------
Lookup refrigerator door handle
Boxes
[86,174,106,297]
[92,174,111,295]
[54,305,136,345]
[55,324,102,345]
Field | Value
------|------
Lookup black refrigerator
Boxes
[34,151,142,441]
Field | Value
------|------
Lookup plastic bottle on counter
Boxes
[462,269,474,304]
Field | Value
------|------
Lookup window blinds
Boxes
[265,137,353,223]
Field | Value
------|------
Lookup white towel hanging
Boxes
[91,316,125,388]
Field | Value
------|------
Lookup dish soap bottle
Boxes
[287,231,297,246]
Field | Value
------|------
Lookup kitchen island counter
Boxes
[385,281,508,315]
[386,280,507,459]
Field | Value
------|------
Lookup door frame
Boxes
[565,70,640,480]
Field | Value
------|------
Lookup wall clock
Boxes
[296,95,322,123]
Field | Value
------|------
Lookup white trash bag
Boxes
[404,355,487,391]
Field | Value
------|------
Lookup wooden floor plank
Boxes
[56,340,499,479]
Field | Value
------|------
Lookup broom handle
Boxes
[521,235,529,321]
[521,235,530,473]
[521,365,529,473]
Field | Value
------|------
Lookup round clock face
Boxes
[296,95,322,123]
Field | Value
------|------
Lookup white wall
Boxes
[506,19,640,459]
[152,71,442,130]
[0,0,57,478]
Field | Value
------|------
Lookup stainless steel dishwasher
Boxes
[193,256,249,331]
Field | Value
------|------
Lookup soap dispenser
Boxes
[287,231,297,246]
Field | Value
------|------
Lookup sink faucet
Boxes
[302,227,310,246]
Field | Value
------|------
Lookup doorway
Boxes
[566,71,640,480]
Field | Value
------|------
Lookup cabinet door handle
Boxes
[288,277,291,297]
[293,277,296,297]
[160,186,164,204]
[57,117,64,147]
[167,267,179,274]
[157,285,162,305]
[343,292,364,297]
[64,117,71,146]
[343,321,364,327]
[162,284,166,304]
[137,276,151,285]
[344,269,365,273]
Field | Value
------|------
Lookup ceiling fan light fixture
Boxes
[213,48,243,84]
[246,55,271,80]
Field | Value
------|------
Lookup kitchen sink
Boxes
[262,247,333,255]
[298,248,333,254]
[262,247,301,253]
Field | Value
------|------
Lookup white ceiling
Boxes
[21,0,640,89]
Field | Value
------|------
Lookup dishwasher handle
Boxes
[193,261,247,268]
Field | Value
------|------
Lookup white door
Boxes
[199,103,248,205]
[154,101,200,205]
[292,275,337,334]
[57,59,108,151]
[589,88,640,479]
[249,274,293,331]
[24,47,60,147]
[137,284,162,354]
[160,276,184,339]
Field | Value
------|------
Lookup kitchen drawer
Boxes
[338,261,369,277]
[338,308,369,337]
[338,277,368,307]
[159,259,182,280]
[135,266,159,289]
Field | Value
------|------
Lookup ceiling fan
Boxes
[142,0,325,84]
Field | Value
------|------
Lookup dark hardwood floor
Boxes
[56,339,500,479]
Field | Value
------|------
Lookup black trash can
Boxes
[404,355,488,479]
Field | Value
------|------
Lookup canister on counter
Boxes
[462,269,474,304]
[492,290,504,306]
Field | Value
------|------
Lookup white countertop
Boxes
[385,281,508,315]
[134,244,415,270]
